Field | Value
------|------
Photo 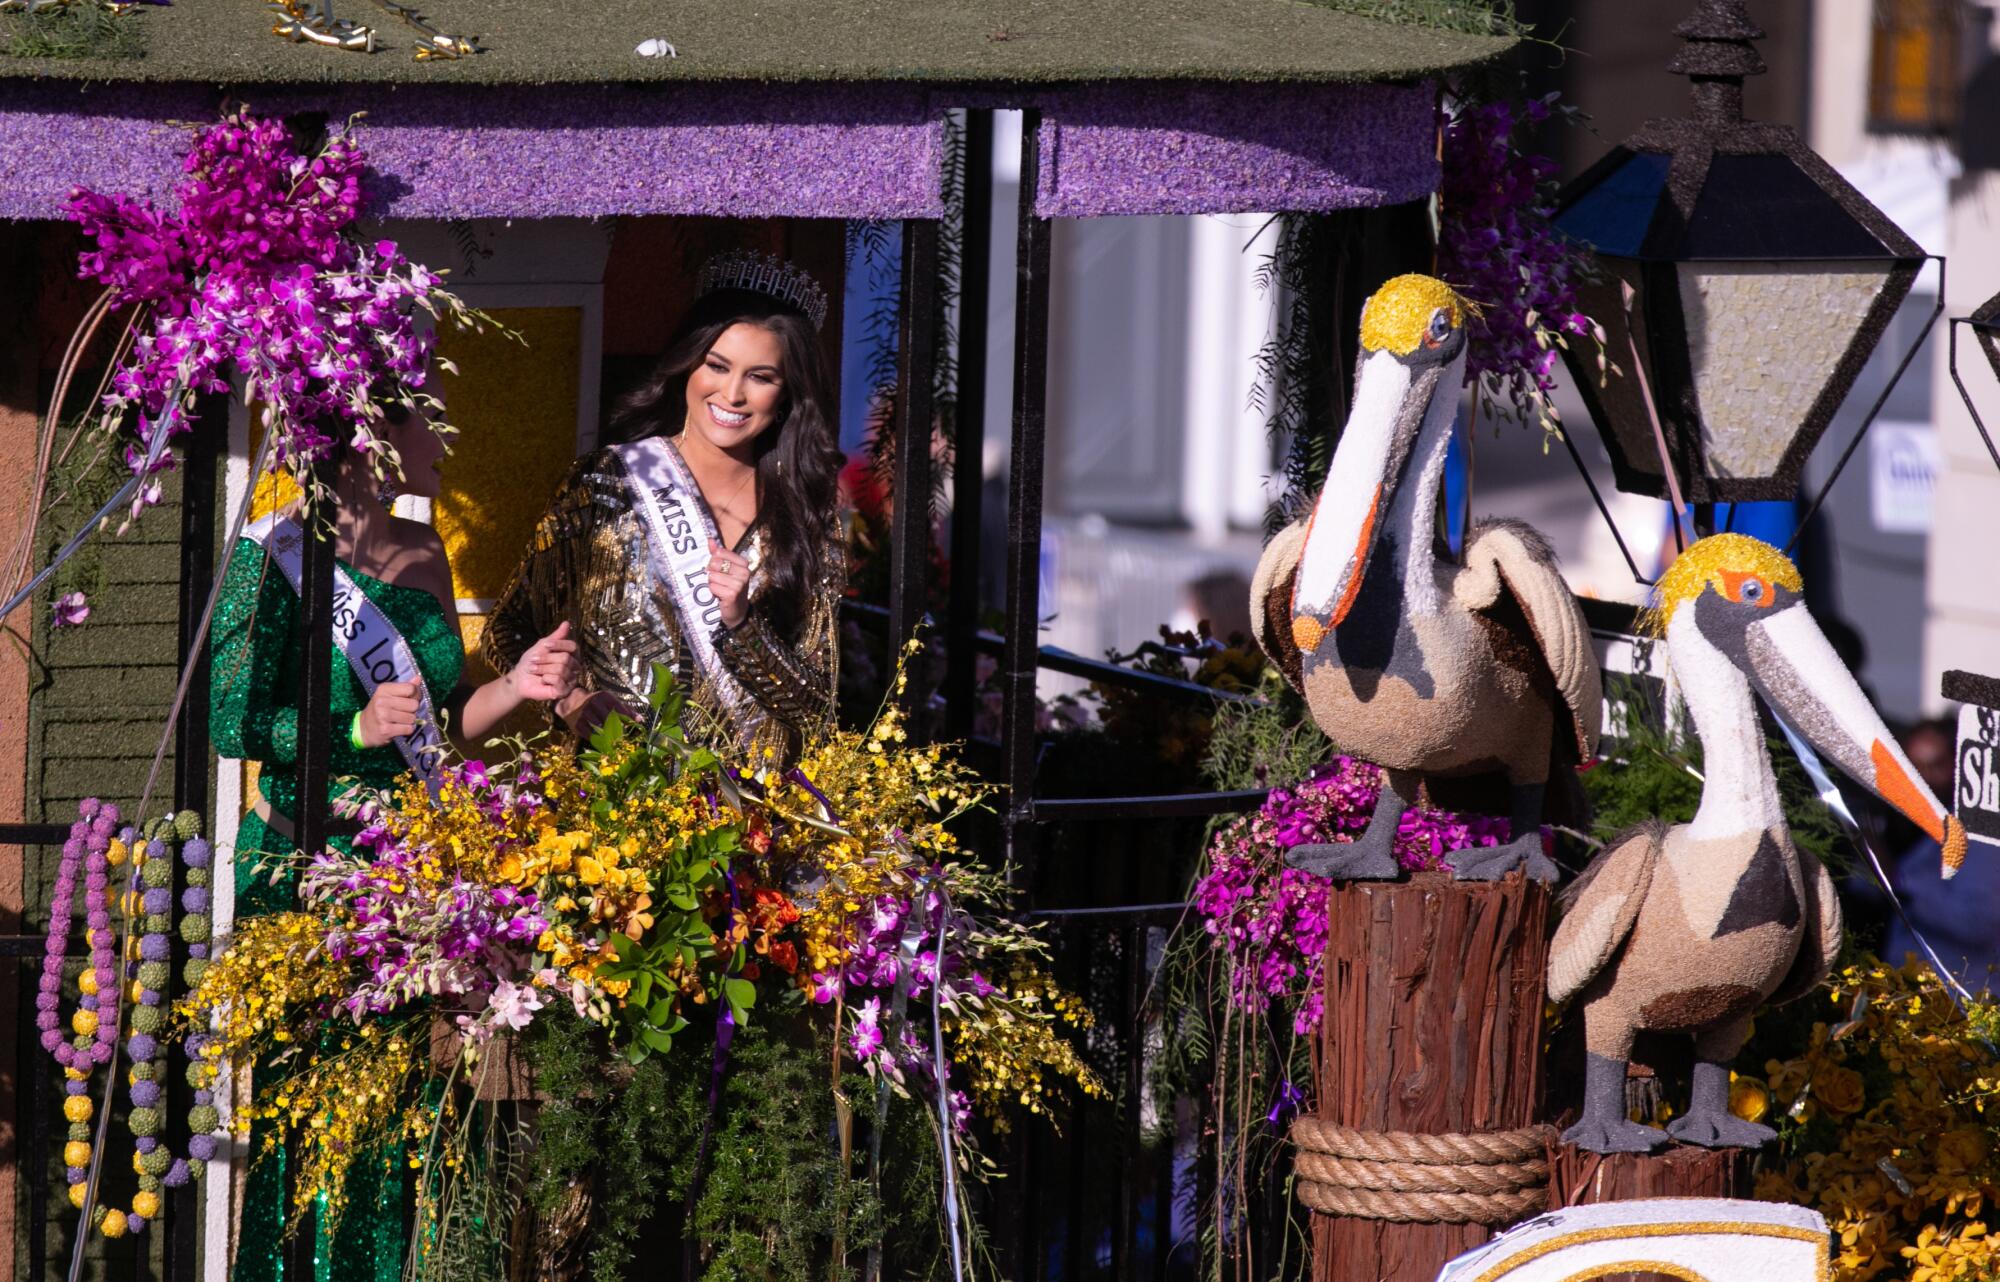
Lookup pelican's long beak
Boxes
[1292,351,1445,630]
[1746,602,1968,877]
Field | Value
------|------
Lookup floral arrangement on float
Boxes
[1152,721,1515,1271]
[1738,959,2000,1282]
[12,106,491,626]
[178,662,1102,1278]
[1437,89,1613,437]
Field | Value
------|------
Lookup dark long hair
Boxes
[606,288,843,642]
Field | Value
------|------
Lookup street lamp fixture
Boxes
[1948,291,2000,475]
[1552,0,1929,508]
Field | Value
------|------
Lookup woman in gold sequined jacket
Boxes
[484,279,846,763]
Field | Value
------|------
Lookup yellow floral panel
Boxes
[434,306,584,608]
[246,408,302,520]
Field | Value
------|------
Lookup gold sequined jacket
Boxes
[483,445,843,761]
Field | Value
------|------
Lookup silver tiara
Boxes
[695,251,829,330]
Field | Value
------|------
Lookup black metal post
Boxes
[888,218,940,701]
[293,456,338,862]
[162,392,221,1282]
[944,109,995,741]
[1000,112,1051,889]
[287,453,339,1277]
[26,942,51,1282]
[1115,919,1144,1282]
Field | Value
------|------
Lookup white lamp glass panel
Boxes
[1677,260,1893,479]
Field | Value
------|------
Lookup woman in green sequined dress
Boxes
[210,398,579,1282]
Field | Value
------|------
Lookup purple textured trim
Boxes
[2,78,1442,220]
[0,81,944,219]
[0,82,211,218]
[1035,81,1440,217]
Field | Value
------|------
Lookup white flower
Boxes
[488,980,544,1032]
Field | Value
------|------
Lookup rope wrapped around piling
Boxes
[1289,1117,1554,1224]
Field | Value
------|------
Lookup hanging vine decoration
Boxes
[1249,212,1352,535]
[847,109,965,520]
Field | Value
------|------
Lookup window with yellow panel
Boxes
[1868,0,1962,135]
[434,307,585,713]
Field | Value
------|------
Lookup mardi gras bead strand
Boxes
[63,823,143,1225]
[179,828,222,1180]
[114,825,177,1236]
[63,813,224,1238]
[36,801,120,1072]
[43,805,121,1211]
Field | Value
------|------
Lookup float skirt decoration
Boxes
[1298,871,1552,1282]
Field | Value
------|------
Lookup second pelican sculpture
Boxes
[1252,274,1601,882]
[1550,534,1969,1152]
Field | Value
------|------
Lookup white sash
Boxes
[613,437,759,741]
[245,514,447,791]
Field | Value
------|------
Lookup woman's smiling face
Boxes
[683,322,786,458]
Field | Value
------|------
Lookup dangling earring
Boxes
[376,477,400,509]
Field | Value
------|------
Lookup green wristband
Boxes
[349,710,368,751]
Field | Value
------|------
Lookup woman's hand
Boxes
[707,540,751,629]
[358,681,421,748]
[507,621,579,703]
[556,688,636,739]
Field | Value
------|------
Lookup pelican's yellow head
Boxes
[1359,274,1465,357]
[1641,533,1805,638]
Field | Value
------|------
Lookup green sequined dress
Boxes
[209,536,464,1282]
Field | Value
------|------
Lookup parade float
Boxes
[3,1,1997,1281]
[0,2,1514,1279]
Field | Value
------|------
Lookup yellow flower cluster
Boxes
[1748,958,2000,1281]
[377,757,584,889]
[773,675,1105,1124]
[244,1021,433,1232]
[178,912,349,1061]
[949,966,1107,1128]
[779,696,987,981]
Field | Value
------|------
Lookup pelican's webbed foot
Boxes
[1666,1060,1776,1149]
[1560,1053,1667,1155]
[1284,767,1411,883]
[1451,783,1558,882]
[1286,836,1401,881]
[1450,834,1559,882]
[1561,1114,1670,1155]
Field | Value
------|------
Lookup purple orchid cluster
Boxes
[1192,758,1510,1035]
[299,846,550,1034]
[66,108,446,502]
[813,889,980,1131]
[1436,93,1604,430]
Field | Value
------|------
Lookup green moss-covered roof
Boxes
[0,0,1513,85]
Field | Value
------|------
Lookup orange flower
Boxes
[1814,1065,1867,1116]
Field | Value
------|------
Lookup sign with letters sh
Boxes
[1948,670,2000,850]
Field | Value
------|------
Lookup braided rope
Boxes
[1291,1117,1551,1165]
[1294,1150,1547,1195]
[1294,1181,1547,1224]
[1290,1117,1554,1225]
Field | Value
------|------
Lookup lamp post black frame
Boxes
[1553,0,1929,513]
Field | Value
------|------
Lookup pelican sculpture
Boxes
[1251,274,1601,882]
[1549,534,1969,1153]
